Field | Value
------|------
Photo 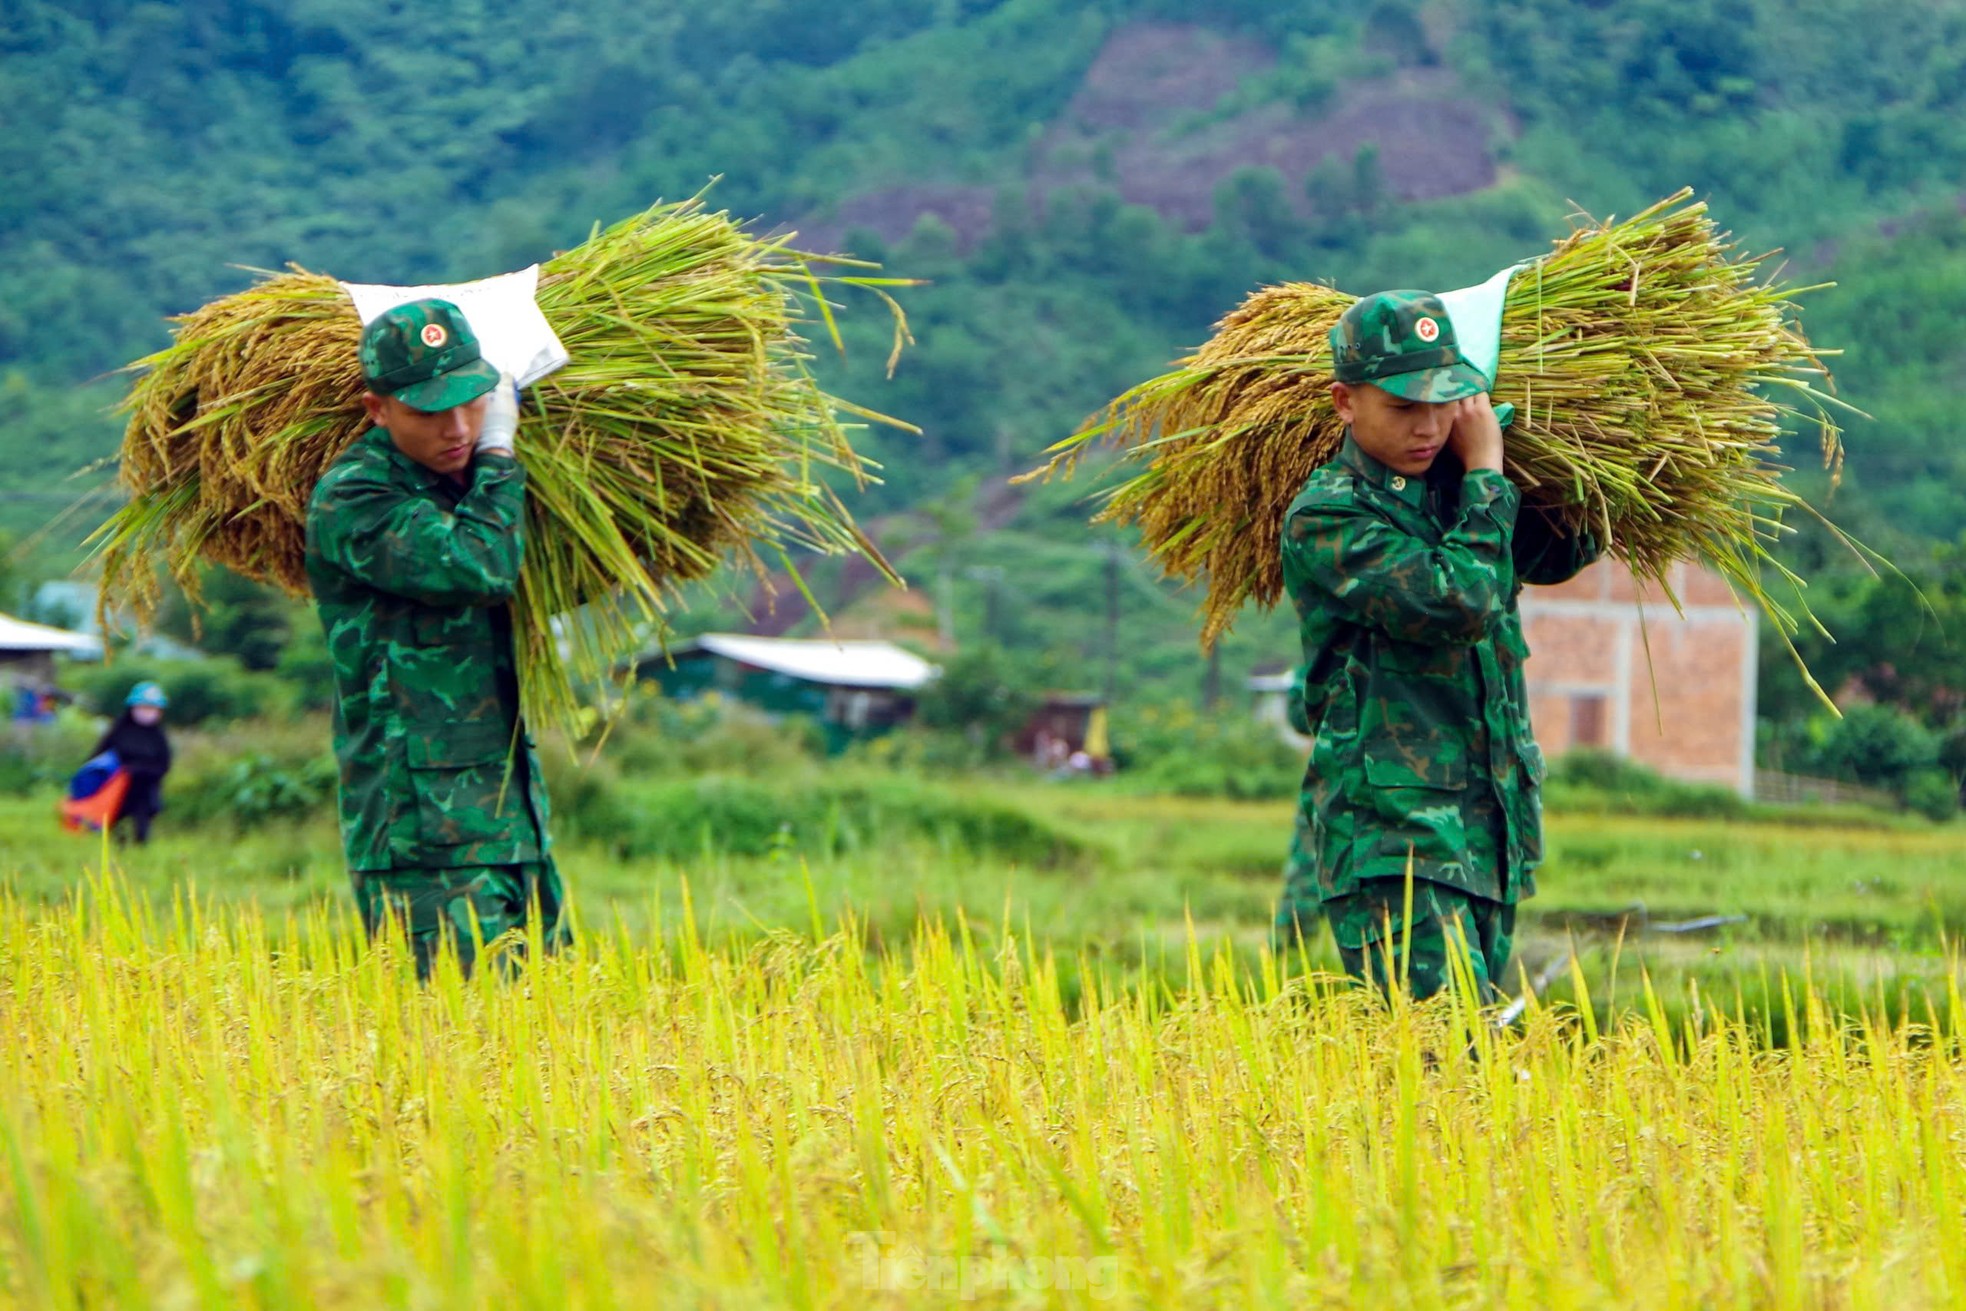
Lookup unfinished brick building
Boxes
[1519,558,1758,796]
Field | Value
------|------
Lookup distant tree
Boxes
[1303,145,1386,250]
[1761,536,1966,732]
[912,644,1039,755]
[0,531,20,612]
[1363,0,1432,67]
[1810,703,1939,794]
[1213,167,1297,262]
[156,570,296,672]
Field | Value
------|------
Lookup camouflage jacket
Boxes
[304,426,550,871]
[1281,434,1598,904]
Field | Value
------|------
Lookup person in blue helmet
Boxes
[90,682,174,844]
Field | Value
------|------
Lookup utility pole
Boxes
[1103,543,1120,705]
[937,556,955,648]
[925,483,977,652]
[1202,640,1221,711]
[962,565,1006,645]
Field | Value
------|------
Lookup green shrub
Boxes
[912,646,1039,757]
[1808,704,1940,794]
[586,772,1094,867]
[0,706,106,795]
[67,658,290,727]
[171,752,339,829]
[164,720,339,830]
[1117,704,1304,800]
[274,626,337,714]
[844,726,998,774]
[1545,750,1750,819]
[597,691,825,778]
[536,750,634,842]
[1903,768,1962,823]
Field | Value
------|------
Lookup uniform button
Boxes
[1391,476,1407,491]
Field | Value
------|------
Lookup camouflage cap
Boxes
[358,298,500,412]
[1329,290,1489,403]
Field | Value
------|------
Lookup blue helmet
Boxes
[126,681,168,709]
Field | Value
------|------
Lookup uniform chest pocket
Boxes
[406,725,521,846]
[1361,753,1465,867]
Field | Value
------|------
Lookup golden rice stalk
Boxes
[93,195,915,735]
[1024,189,1859,663]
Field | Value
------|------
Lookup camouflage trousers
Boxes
[352,859,567,980]
[1328,878,1515,1002]
[1274,781,1520,1001]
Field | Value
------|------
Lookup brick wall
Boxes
[1519,559,1757,795]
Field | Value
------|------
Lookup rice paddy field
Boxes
[3,780,1965,1308]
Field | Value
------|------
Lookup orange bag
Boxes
[61,769,130,834]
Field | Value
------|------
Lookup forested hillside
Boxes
[4,0,1965,718]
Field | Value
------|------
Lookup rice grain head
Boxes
[1024,190,1856,659]
[95,196,915,736]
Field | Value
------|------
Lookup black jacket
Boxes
[94,713,172,781]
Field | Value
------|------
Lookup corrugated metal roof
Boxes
[680,633,937,689]
[0,611,102,656]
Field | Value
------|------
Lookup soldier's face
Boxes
[362,392,489,478]
[1331,382,1454,475]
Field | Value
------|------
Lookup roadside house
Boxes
[633,633,937,752]
[1517,559,1756,796]
[0,610,102,684]
[1012,692,1111,770]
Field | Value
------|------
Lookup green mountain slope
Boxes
[2,0,1963,709]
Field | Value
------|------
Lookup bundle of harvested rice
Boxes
[94,195,913,733]
[1024,189,1856,658]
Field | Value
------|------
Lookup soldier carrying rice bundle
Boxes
[94,197,912,976]
[306,299,565,979]
[1026,191,1860,1000]
[1275,292,1598,999]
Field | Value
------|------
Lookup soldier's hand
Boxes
[476,372,520,457]
[1447,393,1505,474]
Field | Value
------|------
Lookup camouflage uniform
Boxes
[1274,291,1597,998]
[305,300,565,978]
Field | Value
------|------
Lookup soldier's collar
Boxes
[1338,432,1427,507]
